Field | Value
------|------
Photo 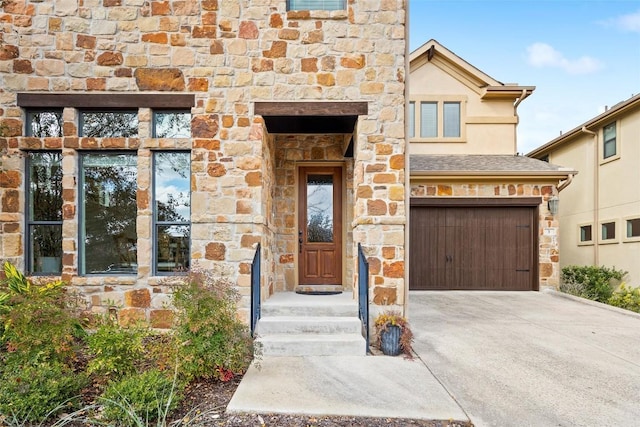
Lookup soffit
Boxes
[254,101,368,134]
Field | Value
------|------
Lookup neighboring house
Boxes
[0,0,407,326]
[528,94,640,287]
[408,40,576,291]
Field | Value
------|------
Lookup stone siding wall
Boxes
[410,182,561,288]
[0,0,407,325]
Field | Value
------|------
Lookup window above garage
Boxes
[409,96,467,143]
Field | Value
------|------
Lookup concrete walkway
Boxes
[227,355,468,421]
[228,290,640,425]
[409,290,640,427]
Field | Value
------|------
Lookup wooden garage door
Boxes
[410,203,538,291]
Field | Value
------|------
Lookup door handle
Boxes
[299,230,303,253]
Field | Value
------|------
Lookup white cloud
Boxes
[526,42,602,75]
[602,9,640,32]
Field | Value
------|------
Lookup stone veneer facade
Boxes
[410,181,561,288]
[0,0,407,326]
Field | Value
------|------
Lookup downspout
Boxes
[581,126,598,266]
[513,89,530,153]
[402,0,410,318]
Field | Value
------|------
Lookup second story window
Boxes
[420,102,437,138]
[287,0,346,10]
[443,102,461,137]
[80,111,138,137]
[603,122,616,159]
[408,101,415,138]
[411,99,464,141]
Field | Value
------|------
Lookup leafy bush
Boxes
[86,318,149,382]
[560,265,627,302]
[0,361,87,422]
[101,368,181,426]
[607,284,640,313]
[170,269,253,381]
[1,263,84,366]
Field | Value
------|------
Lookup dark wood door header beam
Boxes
[410,197,542,207]
[17,93,195,109]
[255,101,368,116]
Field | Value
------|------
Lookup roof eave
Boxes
[410,170,577,181]
[481,86,536,100]
[527,93,640,158]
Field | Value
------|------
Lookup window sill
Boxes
[577,241,594,246]
[623,237,640,243]
[410,137,467,143]
[598,240,619,245]
[600,154,620,165]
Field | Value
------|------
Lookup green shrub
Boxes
[607,284,640,313]
[0,361,87,423]
[87,318,149,382]
[101,368,181,426]
[1,282,84,366]
[560,265,627,302]
[170,269,253,381]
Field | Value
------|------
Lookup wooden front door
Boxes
[298,166,342,286]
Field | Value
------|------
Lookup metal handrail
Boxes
[357,243,370,353]
[250,243,261,337]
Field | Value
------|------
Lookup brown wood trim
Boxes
[255,101,368,116]
[17,93,195,109]
[410,197,542,207]
[532,205,540,291]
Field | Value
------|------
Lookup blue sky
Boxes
[409,0,640,154]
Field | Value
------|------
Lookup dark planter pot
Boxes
[380,325,402,356]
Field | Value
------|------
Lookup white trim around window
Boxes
[409,95,467,143]
[577,222,594,246]
[599,219,618,244]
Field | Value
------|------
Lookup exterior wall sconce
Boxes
[548,196,559,215]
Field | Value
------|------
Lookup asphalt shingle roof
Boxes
[410,154,571,173]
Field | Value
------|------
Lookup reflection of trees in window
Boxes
[153,111,191,138]
[154,152,190,274]
[306,176,333,243]
[81,153,138,274]
[27,110,63,137]
[27,152,63,273]
[81,111,138,137]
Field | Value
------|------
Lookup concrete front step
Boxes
[256,316,362,335]
[261,291,359,317]
[255,292,367,357]
[255,333,367,357]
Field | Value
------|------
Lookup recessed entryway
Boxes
[297,166,343,292]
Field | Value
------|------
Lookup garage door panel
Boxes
[410,203,537,291]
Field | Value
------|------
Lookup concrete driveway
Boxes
[408,290,640,427]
